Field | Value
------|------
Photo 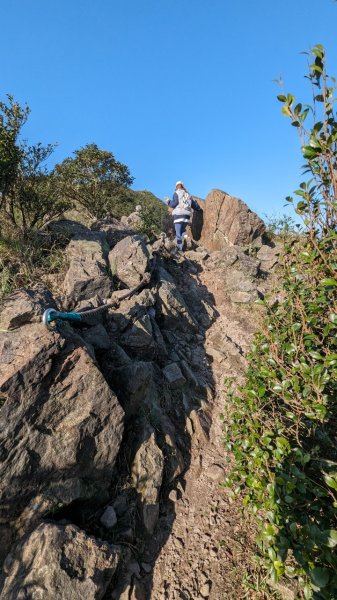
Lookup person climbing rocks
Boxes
[165,181,202,251]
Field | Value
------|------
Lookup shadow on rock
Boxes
[91,254,219,599]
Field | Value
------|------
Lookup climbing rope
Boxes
[42,272,152,331]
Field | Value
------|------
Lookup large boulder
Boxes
[0,284,56,331]
[64,231,112,305]
[200,189,266,250]
[0,296,124,554]
[0,523,119,600]
[48,219,93,238]
[120,205,143,229]
[205,245,262,304]
[91,218,135,249]
[108,235,150,289]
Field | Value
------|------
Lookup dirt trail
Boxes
[146,257,262,600]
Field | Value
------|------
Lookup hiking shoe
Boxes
[182,233,189,250]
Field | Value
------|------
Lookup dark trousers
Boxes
[174,222,187,246]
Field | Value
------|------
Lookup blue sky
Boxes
[1,0,337,220]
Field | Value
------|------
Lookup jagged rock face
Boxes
[0,523,119,600]
[0,309,124,559]
[64,233,112,305]
[200,189,266,250]
[91,218,135,249]
[0,207,280,598]
[108,235,150,289]
[0,284,56,330]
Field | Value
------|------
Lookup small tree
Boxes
[277,43,337,232]
[54,143,134,218]
[225,46,337,598]
[0,95,28,221]
[0,95,69,233]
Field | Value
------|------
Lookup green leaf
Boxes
[320,278,337,287]
[325,353,337,363]
[282,105,292,117]
[268,547,277,561]
[310,567,330,588]
[303,583,313,599]
[324,529,337,548]
[277,94,286,102]
[294,103,302,115]
[309,351,324,360]
[323,473,337,491]
[302,145,320,159]
[313,121,323,133]
[300,108,310,122]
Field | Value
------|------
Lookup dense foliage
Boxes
[128,189,167,240]
[54,143,134,219]
[0,96,67,232]
[225,46,337,598]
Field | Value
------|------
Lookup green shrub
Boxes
[0,95,69,233]
[131,190,167,240]
[54,143,134,219]
[225,45,337,599]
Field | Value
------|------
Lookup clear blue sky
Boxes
[1,0,337,220]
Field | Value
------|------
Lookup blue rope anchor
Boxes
[42,271,152,331]
[42,308,82,331]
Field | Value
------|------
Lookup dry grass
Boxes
[0,229,70,300]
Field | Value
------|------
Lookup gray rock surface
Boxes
[0,523,119,600]
[0,308,124,547]
[257,242,282,270]
[81,323,111,350]
[156,267,197,331]
[91,218,135,249]
[108,235,150,288]
[100,506,118,529]
[200,189,265,250]
[162,363,186,388]
[0,284,56,330]
[64,232,112,304]
[132,430,164,535]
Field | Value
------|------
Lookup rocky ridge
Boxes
[0,192,281,599]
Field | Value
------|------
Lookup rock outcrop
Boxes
[64,231,112,305]
[0,313,124,564]
[0,523,119,600]
[91,217,135,249]
[200,189,266,250]
[108,235,150,288]
[0,200,280,599]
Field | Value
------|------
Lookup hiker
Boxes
[165,181,202,251]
